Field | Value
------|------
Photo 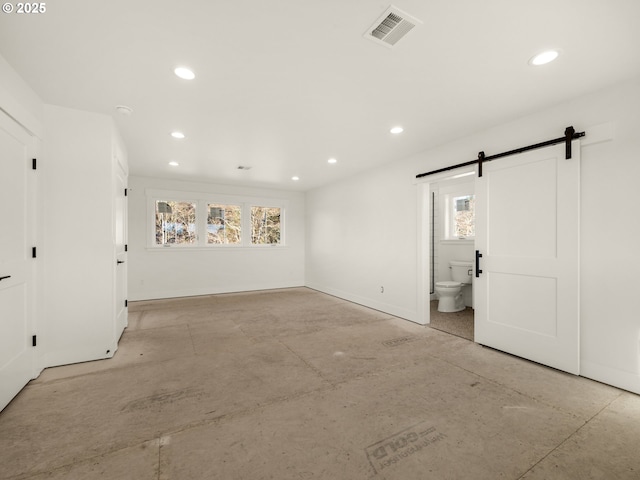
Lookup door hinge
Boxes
[32,158,37,170]
[125,299,128,307]
[125,244,128,252]
[32,247,37,258]
[32,335,37,347]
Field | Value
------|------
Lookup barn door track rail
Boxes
[416,126,585,179]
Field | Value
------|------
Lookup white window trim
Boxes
[440,239,475,246]
[146,188,288,249]
[249,204,285,247]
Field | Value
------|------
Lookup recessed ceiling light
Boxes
[171,131,185,139]
[390,126,404,134]
[328,158,337,164]
[529,50,559,66]
[169,161,179,167]
[115,105,133,116]
[291,176,300,181]
[174,67,195,80]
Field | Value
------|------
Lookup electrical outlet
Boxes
[380,286,384,293]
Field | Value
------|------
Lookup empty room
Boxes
[1,1,640,479]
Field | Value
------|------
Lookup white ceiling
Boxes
[1,0,639,191]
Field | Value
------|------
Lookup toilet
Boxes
[435,260,473,312]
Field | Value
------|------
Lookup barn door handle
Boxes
[0,275,11,281]
[475,250,483,278]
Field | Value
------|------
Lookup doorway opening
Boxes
[429,300,474,341]
[416,167,476,340]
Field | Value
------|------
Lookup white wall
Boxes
[0,54,43,138]
[128,176,306,300]
[306,77,640,394]
[306,163,419,319]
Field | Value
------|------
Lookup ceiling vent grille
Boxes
[364,5,422,47]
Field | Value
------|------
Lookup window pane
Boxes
[155,201,197,245]
[207,204,242,244]
[453,195,475,238]
[251,206,281,245]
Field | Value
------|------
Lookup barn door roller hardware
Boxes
[416,126,585,179]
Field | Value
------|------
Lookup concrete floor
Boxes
[1,287,639,479]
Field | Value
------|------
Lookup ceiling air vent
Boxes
[364,5,422,47]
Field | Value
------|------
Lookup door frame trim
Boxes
[415,166,477,326]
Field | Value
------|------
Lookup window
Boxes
[251,206,281,245]
[208,204,241,244]
[148,190,286,248]
[440,181,475,240]
[452,195,475,238]
[155,201,197,245]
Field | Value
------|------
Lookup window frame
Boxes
[153,199,199,248]
[439,180,475,241]
[250,205,283,246]
[146,188,287,249]
[206,202,243,246]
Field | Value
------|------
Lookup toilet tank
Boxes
[450,260,473,284]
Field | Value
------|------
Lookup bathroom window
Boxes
[440,181,475,240]
[452,195,475,239]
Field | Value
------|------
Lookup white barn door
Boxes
[0,111,36,411]
[474,141,580,374]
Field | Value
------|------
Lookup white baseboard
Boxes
[129,281,305,302]
[305,283,418,323]
[40,344,116,371]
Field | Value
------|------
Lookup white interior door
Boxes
[114,163,127,339]
[474,141,580,374]
[0,111,36,411]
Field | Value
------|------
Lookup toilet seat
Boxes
[435,281,461,289]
